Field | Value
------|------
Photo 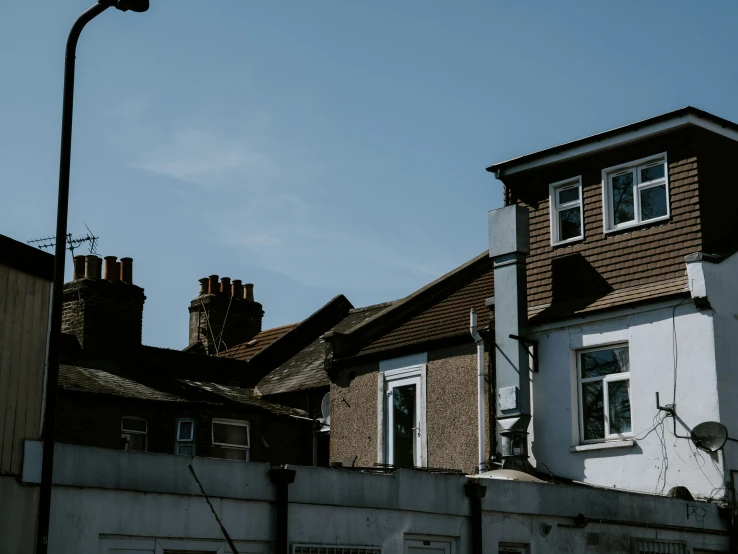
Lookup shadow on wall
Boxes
[532,254,614,322]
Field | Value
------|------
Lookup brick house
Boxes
[328,107,738,501]
[55,254,314,465]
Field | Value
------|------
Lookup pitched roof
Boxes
[487,106,738,178]
[356,261,493,356]
[528,276,689,324]
[323,252,494,368]
[58,364,308,417]
[257,302,393,396]
[220,323,300,361]
[0,233,54,280]
[59,365,187,402]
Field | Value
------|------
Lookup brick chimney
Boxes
[188,275,264,355]
[62,255,146,355]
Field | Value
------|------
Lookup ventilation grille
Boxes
[632,539,687,553]
[293,546,381,554]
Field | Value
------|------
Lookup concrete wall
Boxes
[20,443,731,554]
[530,300,725,498]
[0,476,40,554]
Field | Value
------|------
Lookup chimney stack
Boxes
[188,276,264,355]
[488,205,532,472]
[62,255,145,355]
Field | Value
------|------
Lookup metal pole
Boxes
[35,3,112,552]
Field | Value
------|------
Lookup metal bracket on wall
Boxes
[509,334,539,373]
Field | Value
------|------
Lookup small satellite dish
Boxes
[691,421,728,452]
[321,393,330,425]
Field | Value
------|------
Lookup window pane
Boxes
[640,163,664,182]
[212,445,249,461]
[178,420,193,441]
[582,382,604,440]
[122,417,147,433]
[558,207,581,241]
[581,347,629,379]
[608,380,632,434]
[213,422,249,447]
[558,186,579,205]
[611,172,635,225]
[640,185,667,221]
[177,444,194,456]
[123,433,146,451]
[392,384,416,468]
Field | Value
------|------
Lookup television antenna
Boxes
[28,223,99,257]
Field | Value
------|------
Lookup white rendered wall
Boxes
[700,251,738,484]
[529,301,725,499]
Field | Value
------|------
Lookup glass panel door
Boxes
[387,376,421,468]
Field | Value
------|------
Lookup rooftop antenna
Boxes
[28,222,99,258]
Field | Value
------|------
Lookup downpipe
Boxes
[470,309,486,473]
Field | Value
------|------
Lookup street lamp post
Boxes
[36,1,149,552]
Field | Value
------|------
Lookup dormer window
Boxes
[549,176,583,245]
[603,154,669,232]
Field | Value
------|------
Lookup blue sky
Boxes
[2,1,737,349]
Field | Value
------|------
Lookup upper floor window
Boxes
[176,418,195,456]
[549,176,583,245]
[603,154,669,232]
[121,416,147,452]
[211,418,250,461]
[577,345,631,443]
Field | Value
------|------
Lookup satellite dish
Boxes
[321,393,330,425]
[691,421,728,452]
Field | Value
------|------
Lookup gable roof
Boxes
[257,302,393,396]
[221,323,300,361]
[323,252,494,370]
[487,106,738,178]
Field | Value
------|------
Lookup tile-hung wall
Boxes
[505,127,705,309]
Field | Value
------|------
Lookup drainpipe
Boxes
[269,467,296,554]
[470,309,486,473]
[464,480,487,554]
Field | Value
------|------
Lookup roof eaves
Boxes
[486,107,738,179]
[0,233,54,280]
[324,251,490,361]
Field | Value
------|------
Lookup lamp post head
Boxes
[111,0,149,12]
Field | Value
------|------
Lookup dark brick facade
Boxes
[503,127,715,308]
[62,278,145,354]
[189,279,264,355]
[55,389,313,465]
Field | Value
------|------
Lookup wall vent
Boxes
[631,538,687,553]
[293,546,381,554]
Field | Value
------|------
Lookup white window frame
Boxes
[121,416,148,452]
[212,418,250,461]
[377,364,428,468]
[602,153,670,233]
[549,176,584,245]
[577,343,632,444]
[176,418,195,456]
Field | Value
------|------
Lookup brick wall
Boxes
[188,294,264,355]
[505,127,704,308]
[61,279,145,353]
[55,389,312,465]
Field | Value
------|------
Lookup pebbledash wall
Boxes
[330,345,492,474]
[21,442,730,554]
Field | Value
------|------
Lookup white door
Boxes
[387,376,422,467]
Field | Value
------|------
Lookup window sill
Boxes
[551,236,584,248]
[570,439,635,453]
[604,215,670,235]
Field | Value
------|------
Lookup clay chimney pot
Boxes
[73,255,86,280]
[208,275,219,295]
[220,277,231,296]
[199,278,209,296]
[85,255,101,279]
[244,283,254,302]
[104,256,119,281]
[120,257,133,283]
